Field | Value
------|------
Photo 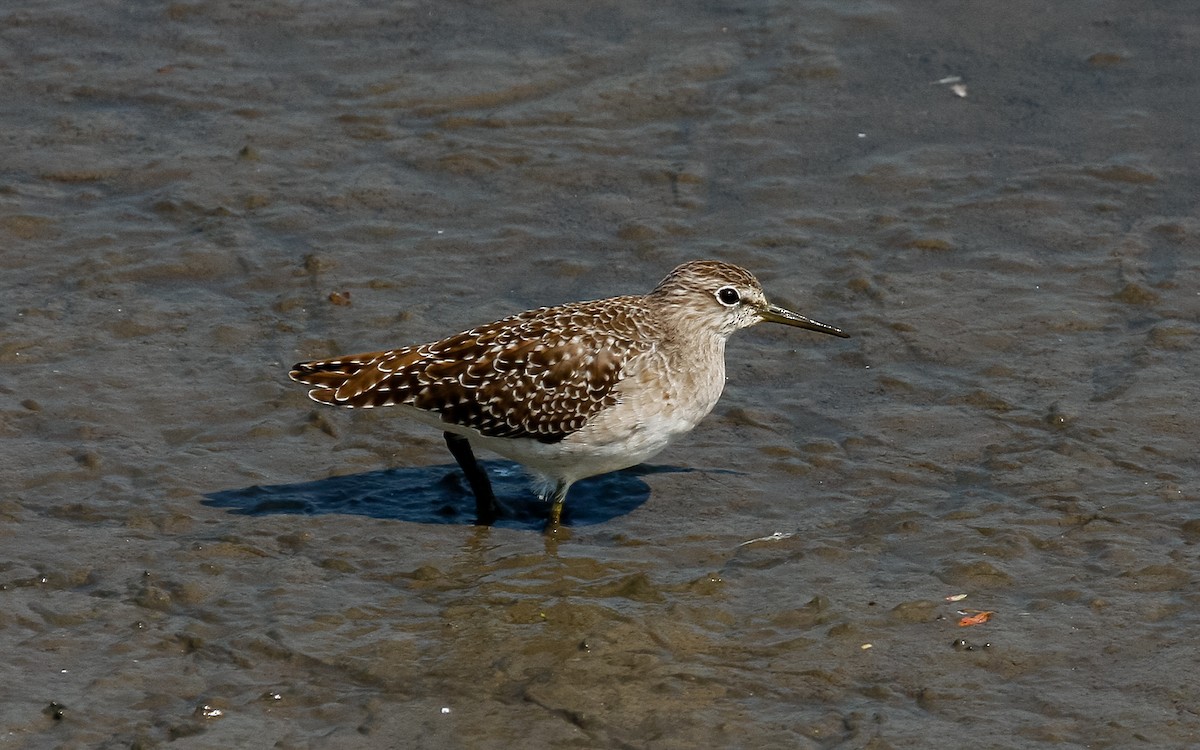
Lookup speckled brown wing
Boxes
[289,297,654,443]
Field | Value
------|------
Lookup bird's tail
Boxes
[289,355,376,405]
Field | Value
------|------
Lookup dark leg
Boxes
[443,432,498,525]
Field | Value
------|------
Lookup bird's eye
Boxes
[716,286,741,306]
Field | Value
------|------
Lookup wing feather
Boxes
[289,297,652,442]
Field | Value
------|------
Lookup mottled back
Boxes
[290,297,656,443]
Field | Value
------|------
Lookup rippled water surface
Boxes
[3,1,1199,748]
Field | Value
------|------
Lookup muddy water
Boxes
[3,0,1199,747]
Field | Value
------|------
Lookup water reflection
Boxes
[204,462,693,531]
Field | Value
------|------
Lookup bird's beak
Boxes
[760,303,850,338]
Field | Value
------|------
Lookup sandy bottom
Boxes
[2,0,1198,747]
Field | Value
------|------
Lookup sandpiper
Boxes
[290,260,848,528]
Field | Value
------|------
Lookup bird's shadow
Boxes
[202,461,692,531]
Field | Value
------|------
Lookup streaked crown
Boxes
[648,260,773,336]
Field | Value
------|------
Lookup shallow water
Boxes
[3,0,1199,747]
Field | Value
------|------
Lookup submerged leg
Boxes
[545,479,571,531]
[443,432,497,525]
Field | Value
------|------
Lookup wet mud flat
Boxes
[2,0,1199,747]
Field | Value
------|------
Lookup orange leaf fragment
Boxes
[957,611,994,627]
